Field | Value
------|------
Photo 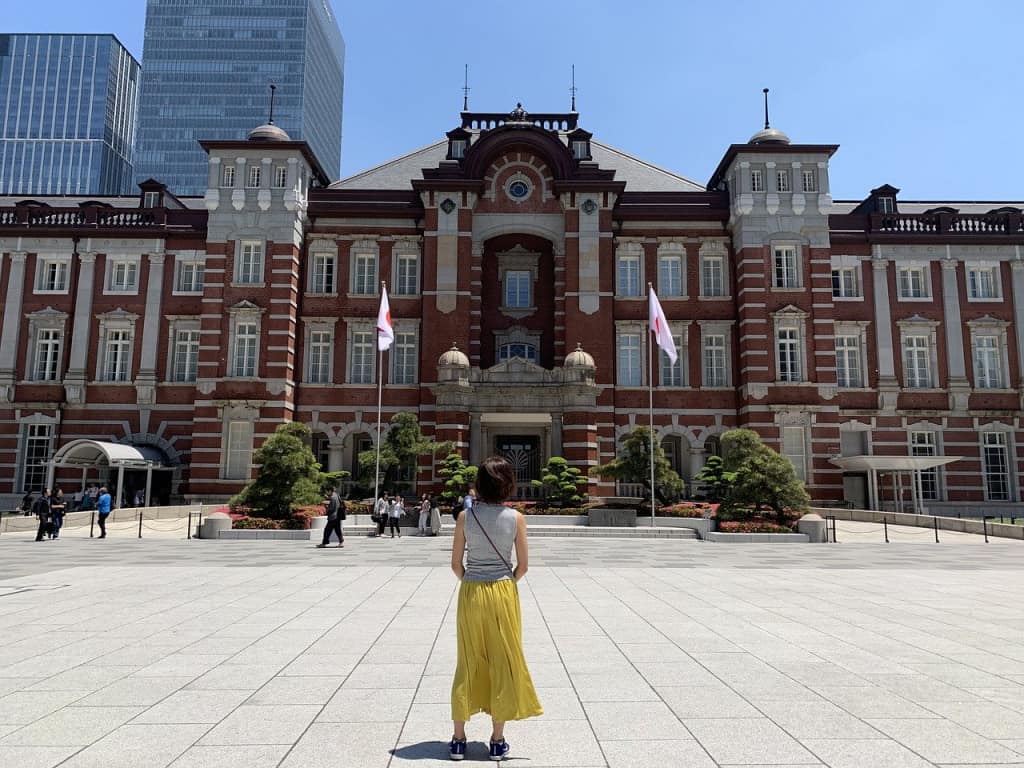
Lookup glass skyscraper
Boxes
[0,34,140,196]
[134,0,345,196]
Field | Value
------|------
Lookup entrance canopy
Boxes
[830,455,961,514]
[51,440,167,469]
[830,455,960,473]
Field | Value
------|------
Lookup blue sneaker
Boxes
[489,739,510,761]
[448,738,466,761]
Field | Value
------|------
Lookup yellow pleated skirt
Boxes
[451,579,543,722]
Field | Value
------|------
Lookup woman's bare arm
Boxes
[513,512,529,582]
[451,512,466,579]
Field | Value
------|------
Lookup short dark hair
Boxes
[475,455,516,503]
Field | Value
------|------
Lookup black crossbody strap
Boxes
[469,507,515,577]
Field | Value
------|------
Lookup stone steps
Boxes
[345,525,700,540]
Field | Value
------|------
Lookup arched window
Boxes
[498,343,538,363]
[705,435,722,457]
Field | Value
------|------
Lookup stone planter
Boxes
[588,508,637,527]
[199,512,231,539]
[704,532,809,543]
[653,516,715,538]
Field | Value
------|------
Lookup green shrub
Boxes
[232,517,283,530]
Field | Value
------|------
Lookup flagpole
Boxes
[648,282,656,528]
[373,280,388,515]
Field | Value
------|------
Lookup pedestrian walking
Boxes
[374,494,388,537]
[457,488,476,521]
[21,490,34,516]
[50,487,67,539]
[96,486,112,538]
[448,456,541,761]
[388,495,403,538]
[418,493,431,535]
[317,488,345,548]
[430,495,442,536]
[33,489,52,542]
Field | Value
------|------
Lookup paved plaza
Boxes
[1,533,1023,767]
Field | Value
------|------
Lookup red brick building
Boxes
[1,106,1022,514]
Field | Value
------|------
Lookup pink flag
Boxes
[648,287,677,365]
[376,285,394,351]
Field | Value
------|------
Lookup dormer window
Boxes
[567,128,593,161]
[143,191,161,209]
[878,196,895,214]
[446,127,471,161]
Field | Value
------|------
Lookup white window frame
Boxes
[831,266,860,299]
[781,425,808,482]
[966,263,1001,301]
[221,164,235,188]
[773,310,808,383]
[167,319,201,383]
[898,320,939,389]
[659,323,689,387]
[350,241,379,296]
[309,249,337,295]
[834,321,870,389]
[776,169,791,193]
[173,254,205,295]
[699,241,729,298]
[494,326,542,366]
[247,164,261,188]
[347,323,376,385]
[392,241,421,297]
[235,240,264,286]
[101,329,133,382]
[616,323,645,387]
[968,319,1011,390]
[878,196,895,214]
[897,265,931,300]
[304,322,335,384]
[231,321,259,378]
[18,419,55,494]
[750,169,764,192]
[35,256,71,294]
[24,309,67,383]
[657,242,685,298]
[224,420,254,480]
[504,270,532,309]
[699,321,732,387]
[909,429,942,501]
[616,242,643,297]
[105,257,140,294]
[273,165,287,189]
[390,322,419,385]
[498,343,539,363]
[772,244,801,289]
[94,311,138,383]
[981,430,1013,502]
[801,169,818,193]
[834,335,862,388]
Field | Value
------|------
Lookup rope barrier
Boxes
[141,520,188,532]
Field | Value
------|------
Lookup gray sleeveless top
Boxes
[463,502,519,582]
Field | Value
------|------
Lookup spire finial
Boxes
[762,87,770,130]
[462,64,470,111]
[570,64,577,112]
[268,82,277,125]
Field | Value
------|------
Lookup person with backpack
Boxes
[49,487,67,539]
[33,489,52,542]
[317,488,345,548]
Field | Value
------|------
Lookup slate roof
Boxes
[331,137,705,192]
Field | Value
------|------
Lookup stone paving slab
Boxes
[1,536,1024,766]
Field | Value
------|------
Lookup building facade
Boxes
[133,0,345,196]
[0,34,139,196]
[0,105,1022,514]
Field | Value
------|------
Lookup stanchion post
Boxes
[884,517,889,543]
[90,512,95,538]
[933,516,939,543]
[187,511,192,540]
[138,510,143,539]
[983,516,990,543]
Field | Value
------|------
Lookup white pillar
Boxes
[0,251,27,398]
[1010,258,1024,397]
[144,467,153,507]
[135,253,165,404]
[115,465,125,509]
[872,257,899,411]
[65,252,97,403]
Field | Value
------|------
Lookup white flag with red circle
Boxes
[377,285,394,351]
[648,287,677,365]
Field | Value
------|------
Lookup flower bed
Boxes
[718,519,795,533]
[659,502,718,519]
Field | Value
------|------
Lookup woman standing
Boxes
[388,495,404,538]
[448,456,542,761]
[50,487,67,539]
[429,495,442,536]
[418,493,431,535]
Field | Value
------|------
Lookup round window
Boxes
[507,180,530,199]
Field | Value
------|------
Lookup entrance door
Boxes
[495,436,541,498]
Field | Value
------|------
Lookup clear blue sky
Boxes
[6,0,1021,201]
